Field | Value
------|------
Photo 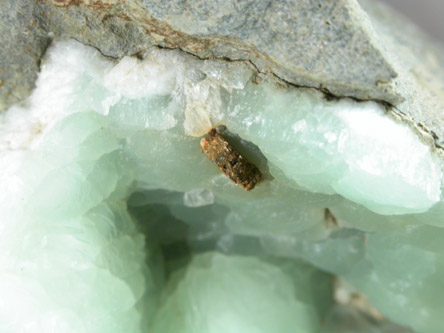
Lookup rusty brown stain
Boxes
[201,128,262,191]
[38,0,116,9]
[52,0,81,8]
[38,0,277,75]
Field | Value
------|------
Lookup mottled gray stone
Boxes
[139,0,398,102]
[0,0,51,110]
[358,0,444,150]
[0,0,399,109]
[2,0,444,156]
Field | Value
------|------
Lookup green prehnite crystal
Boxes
[0,40,442,332]
[150,253,332,333]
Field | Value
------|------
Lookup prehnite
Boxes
[0,40,442,332]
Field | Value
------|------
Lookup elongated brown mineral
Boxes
[200,128,262,190]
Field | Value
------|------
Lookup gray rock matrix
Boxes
[1,0,444,153]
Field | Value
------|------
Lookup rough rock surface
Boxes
[2,0,444,152]
[0,1,51,110]
[359,0,444,149]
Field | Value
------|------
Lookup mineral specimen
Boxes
[200,128,262,191]
[1,1,444,333]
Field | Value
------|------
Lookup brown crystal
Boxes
[200,128,262,191]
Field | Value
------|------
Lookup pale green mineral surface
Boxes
[150,253,332,333]
[0,40,443,332]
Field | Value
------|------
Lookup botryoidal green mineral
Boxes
[0,40,443,332]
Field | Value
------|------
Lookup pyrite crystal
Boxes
[1,1,444,332]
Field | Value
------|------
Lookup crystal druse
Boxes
[0,38,443,333]
[2,1,444,332]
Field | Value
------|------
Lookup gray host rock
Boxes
[2,0,444,151]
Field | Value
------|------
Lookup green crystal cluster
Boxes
[0,40,443,332]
